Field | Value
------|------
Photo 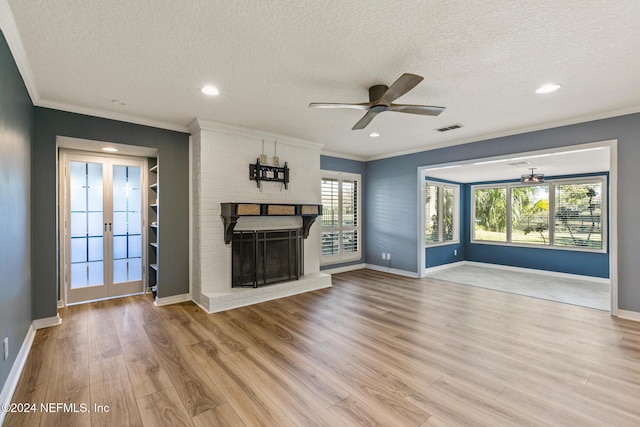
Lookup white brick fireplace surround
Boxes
[189,119,332,313]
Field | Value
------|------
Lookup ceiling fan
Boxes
[309,73,445,130]
[521,168,545,183]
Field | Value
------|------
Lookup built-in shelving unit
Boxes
[149,159,159,298]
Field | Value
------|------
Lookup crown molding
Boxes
[320,150,367,162]
[364,106,640,162]
[37,99,189,133]
[0,0,38,103]
[189,118,325,150]
[1,1,189,134]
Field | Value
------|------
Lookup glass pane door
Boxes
[69,161,105,289]
[64,152,146,305]
[112,165,142,284]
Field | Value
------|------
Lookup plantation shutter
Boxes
[321,178,339,255]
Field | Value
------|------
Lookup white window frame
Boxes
[471,175,607,253]
[320,170,361,265]
[425,181,460,247]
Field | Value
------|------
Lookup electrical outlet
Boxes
[381,252,386,260]
[454,249,458,256]
[387,253,391,260]
[3,337,8,360]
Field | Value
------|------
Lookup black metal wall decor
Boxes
[250,158,289,189]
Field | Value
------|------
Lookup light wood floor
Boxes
[4,269,640,426]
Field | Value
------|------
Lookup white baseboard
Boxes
[0,325,36,426]
[424,261,465,275]
[153,293,191,307]
[321,263,366,275]
[32,314,62,329]
[462,261,610,284]
[365,264,419,278]
[617,309,640,323]
[57,299,64,309]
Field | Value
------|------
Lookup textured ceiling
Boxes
[4,0,640,159]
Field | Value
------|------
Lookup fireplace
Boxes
[232,229,303,287]
[221,203,322,289]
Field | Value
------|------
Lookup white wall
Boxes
[190,120,325,308]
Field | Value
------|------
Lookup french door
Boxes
[61,151,146,304]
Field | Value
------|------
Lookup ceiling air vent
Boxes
[435,123,463,132]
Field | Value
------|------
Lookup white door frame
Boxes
[59,149,149,305]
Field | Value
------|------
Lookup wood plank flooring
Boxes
[4,269,640,426]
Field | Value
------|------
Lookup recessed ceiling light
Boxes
[101,147,118,152]
[369,132,380,138]
[535,84,561,94]
[201,85,220,96]
[111,99,126,106]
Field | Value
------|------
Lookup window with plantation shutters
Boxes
[321,171,361,263]
[321,178,339,255]
[425,181,459,245]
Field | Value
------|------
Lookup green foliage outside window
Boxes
[473,180,603,250]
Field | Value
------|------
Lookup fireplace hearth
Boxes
[232,229,303,287]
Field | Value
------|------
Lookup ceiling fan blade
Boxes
[378,73,424,104]
[389,104,445,116]
[309,102,370,110]
[352,111,379,130]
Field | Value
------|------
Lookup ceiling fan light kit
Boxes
[521,168,545,184]
[309,73,445,130]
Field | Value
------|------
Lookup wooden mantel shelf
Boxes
[220,203,322,244]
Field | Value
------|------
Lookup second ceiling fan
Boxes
[309,73,445,130]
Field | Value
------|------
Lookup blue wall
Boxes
[320,155,366,270]
[425,244,464,268]
[465,244,608,277]
[0,30,34,396]
[365,113,640,312]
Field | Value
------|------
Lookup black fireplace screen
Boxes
[232,229,303,287]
